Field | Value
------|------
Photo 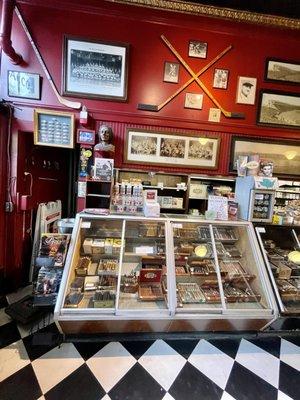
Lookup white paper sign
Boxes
[207,195,228,220]
[135,246,154,254]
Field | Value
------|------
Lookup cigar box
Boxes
[141,255,165,266]
[138,269,164,301]
[84,276,99,291]
[98,274,116,290]
[97,259,118,274]
[105,238,114,254]
[179,243,194,255]
[220,260,254,281]
[202,287,221,303]
[121,274,138,293]
[224,285,247,302]
[75,256,91,276]
[175,265,189,275]
[70,277,84,291]
[213,227,237,241]
[179,228,198,239]
[287,263,300,277]
[64,291,84,308]
[93,290,116,308]
[92,239,105,254]
[112,239,122,255]
[177,282,206,304]
[88,262,98,275]
[188,259,216,276]
[139,223,159,237]
[83,238,93,254]
[223,244,241,258]
[197,226,210,240]
[276,279,298,301]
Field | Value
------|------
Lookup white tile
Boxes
[101,395,112,400]
[188,339,234,390]
[235,339,280,388]
[0,339,30,381]
[162,393,176,400]
[277,390,294,400]
[17,313,54,339]
[6,285,33,304]
[221,392,237,400]
[86,342,136,393]
[37,397,46,400]
[280,338,300,372]
[32,343,84,394]
[0,308,12,327]
[139,340,186,391]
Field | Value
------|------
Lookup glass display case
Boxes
[54,214,278,334]
[255,224,300,315]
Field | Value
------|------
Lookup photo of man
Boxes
[236,76,257,105]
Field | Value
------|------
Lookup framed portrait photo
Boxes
[8,70,41,100]
[213,69,229,89]
[265,58,300,85]
[124,128,220,169]
[63,36,129,101]
[184,93,203,110]
[257,90,300,129]
[236,76,257,105]
[76,129,96,145]
[188,40,207,59]
[163,61,179,83]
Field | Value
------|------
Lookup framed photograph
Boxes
[188,40,207,59]
[34,109,75,148]
[124,128,220,169]
[213,69,229,89]
[77,129,96,145]
[163,62,179,83]
[236,76,257,105]
[63,36,129,101]
[265,58,300,84]
[229,135,300,177]
[184,93,203,109]
[8,70,41,100]
[257,90,300,129]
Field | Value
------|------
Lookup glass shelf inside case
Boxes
[117,220,169,312]
[62,218,123,310]
[212,224,268,311]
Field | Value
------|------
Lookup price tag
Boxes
[172,223,183,229]
[135,246,154,254]
[81,222,91,228]
[256,227,266,233]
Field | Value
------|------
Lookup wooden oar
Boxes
[161,35,245,119]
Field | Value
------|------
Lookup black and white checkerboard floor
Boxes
[1,291,300,400]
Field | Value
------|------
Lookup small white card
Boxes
[207,195,228,220]
[208,108,221,122]
[135,246,154,254]
[78,181,87,198]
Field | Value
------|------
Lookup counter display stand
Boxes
[54,214,278,334]
[255,224,300,319]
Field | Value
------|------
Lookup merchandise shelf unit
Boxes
[54,213,278,334]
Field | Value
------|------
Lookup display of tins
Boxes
[213,227,237,241]
[202,287,221,303]
[189,259,216,276]
[197,226,210,240]
[121,273,138,293]
[93,290,116,308]
[138,269,164,301]
[98,275,116,290]
[64,291,84,308]
[75,256,91,276]
[223,244,241,258]
[177,283,206,304]
[288,250,300,265]
[97,259,118,274]
[252,192,272,219]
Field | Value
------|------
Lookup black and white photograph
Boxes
[63,36,129,100]
[184,92,203,109]
[130,134,157,155]
[257,90,300,128]
[160,138,185,158]
[93,158,114,181]
[229,136,300,176]
[265,59,300,84]
[163,61,180,83]
[213,68,229,89]
[8,70,40,99]
[236,76,257,105]
[188,139,214,160]
[188,40,207,58]
[124,128,220,169]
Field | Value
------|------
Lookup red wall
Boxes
[0,0,300,287]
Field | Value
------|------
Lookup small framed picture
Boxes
[163,62,179,83]
[184,93,203,110]
[8,70,41,100]
[236,76,257,105]
[77,129,96,145]
[188,40,207,59]
[213,69,229,89]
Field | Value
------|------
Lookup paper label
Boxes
[135,246,154,254]
[81,222,91,228]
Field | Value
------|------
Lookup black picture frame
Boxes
[62,36,129,101]
[257,89,300,129]
[7,70,41,100]
[229,135,300,177]
[265,58,300,85]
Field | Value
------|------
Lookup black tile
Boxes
[225,361,277,400]
[45,363,105,400]
[0,295,8,308]
[120,340,155,359]
[0,321,21,349]
[248,336,281,359]
[208,338,241,359]
[282,335,300,348]
[73,342,108,361]
[109,363,165,400]
[279,360,300,400]
[0,364,42,400]
[165,339,198,359]
[23,323,61,361]
[169,361,223,400]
